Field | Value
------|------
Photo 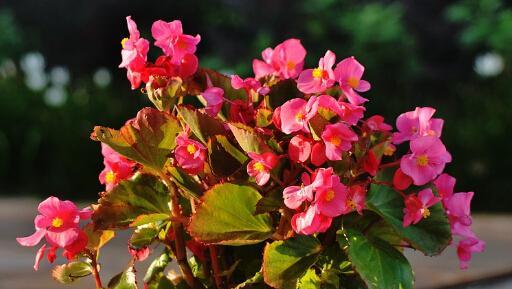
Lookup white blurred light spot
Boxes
[25,73,48,91]
[44,86,67,107]
[0,59,17,78]
[20,52,46,73]
[50,66,70,86]
[474,52,504,78]
[93,67,112,88]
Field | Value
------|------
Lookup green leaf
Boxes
[52,261,92,284]
[93,174,171,230]
[255,189,283,215]
[147,77,183,112]
[339,229,413,289]
[91,107,181,171]
[130,213,170,227]
[108,266,138,289]
[176,105,225,144]
[365,184,451,255]
[297,269,321,289]
[262,236,322,289]
[268,79,302,109]
[308,114,329,141]
[130,227,159,249]
[188,183,273,245]
[208,135,247,177]
[168,166,202,199]
[256,108,273,127]
[144,250,171,284]
[83,224,115,258]
[228,123,271,153]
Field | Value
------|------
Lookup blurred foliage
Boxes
[0,0,511,211]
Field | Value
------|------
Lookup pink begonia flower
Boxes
[315,175,348,217]
[253,39,306,79]
[174,134,207,175]
[99,144,136,191]
[202,87,224,117]
[291,204,332,235]
[310,167,334,190]
[247,152,279,186]
[366,115,392,131]
[279,97,317,134]
[434,173,456,200]
[403,188,441,227]
[346,185,366,215]
[297,50,336,94]
[231,75,269,96]
[400,136,452,186]
[146,54,199,79]
[283,173,315,209]
[339,101,366,125]
[457,237,485,270]
[272,106,282,130]
[310,142,327,166]
[17,197,91,270]
[288,135,312,163]
[151,19,200,64]
[321,123,358,161]
[334,56,371,105]
[392,107,444,144]
[119,16,150,89]
[310,95,344,120]
[393,168,413,191]
[444,192,475,238]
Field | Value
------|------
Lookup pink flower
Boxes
[202,87,224,117]
[339,101,366,125]
[346,185,366,215]
[392,107,444,144]
[283,173,315,209]
[119,16,150,90]
[297,50,336,94]
[309,95,344,119]
[363,150,379,176]
[253,39,306,79]
[366,115,392,131]
[444,192,474,238]
[16,197,91,270]
[393,168,413,191]
[400,136,452,186]
[279,98,317,134]
[288,135,312,163]
[310,142,327,166]
[457,237,485,269]
[231,75,269,96]
[291,204,332,235]
[272,106,282,130]
[174,134,207,175]
[434,173,456,200]
[321,123,358,161]
[315,175,349,217]
[334,56,371,105]
[99,144,136,191]
[151,19,200,64]
[247,152,279,186]
[403,189,441,227]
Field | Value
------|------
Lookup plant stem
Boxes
[209,245,223,289]
[159,172,201,289]
[379,160,400,169]
[87,251,103,289]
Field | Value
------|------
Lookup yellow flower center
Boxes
[312,68,324,79]
[286,61,296,70]
[324,190,335,202]
[422,208,431,219]
[121,37,129,48]
[330,136,341,146]
[295,112,305,122]
[347,77,359,88]
[253,162,266,172]
[187,144,197,154]
[383,145,396,156]
[105,171,116,184]
[347,199,357,209]
[52,217,63,228]
[416,154,429,167]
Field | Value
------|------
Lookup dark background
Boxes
[1,0,511,211]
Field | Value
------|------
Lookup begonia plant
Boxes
[17,16,485,289]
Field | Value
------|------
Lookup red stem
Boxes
[87,251,103,289]
[209,245,223,289]
[379,160,400,169]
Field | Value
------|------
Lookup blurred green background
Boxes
[0,0,511,212]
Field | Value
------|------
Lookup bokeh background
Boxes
[1,0,511,212]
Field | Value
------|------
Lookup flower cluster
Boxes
[17,16,485,289]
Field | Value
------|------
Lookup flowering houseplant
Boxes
[17,16,485,289]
